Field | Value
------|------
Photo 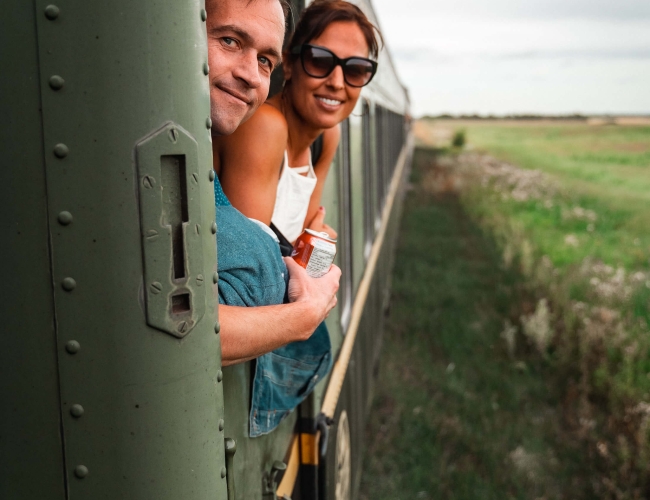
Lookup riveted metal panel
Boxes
[0,2,67,498]
[2,0,228,498]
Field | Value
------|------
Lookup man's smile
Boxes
[216,83,252,106]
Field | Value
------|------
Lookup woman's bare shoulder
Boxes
[247,103,287,139]
[315,125,341,168]
[224,102,288,147]
[321,124,341,147]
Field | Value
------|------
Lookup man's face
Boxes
[206,0,284,136]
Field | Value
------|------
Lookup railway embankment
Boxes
[361,120,650,498]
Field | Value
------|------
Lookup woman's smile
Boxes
[315,95,344,109]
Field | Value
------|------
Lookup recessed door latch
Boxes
[136,122,205,338]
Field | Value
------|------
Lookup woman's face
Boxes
[285,21,369,130]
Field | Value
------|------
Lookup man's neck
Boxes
[211,137,222,175]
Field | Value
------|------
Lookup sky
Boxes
[370,0,650,117]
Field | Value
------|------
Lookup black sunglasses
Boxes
[291,44,378,88]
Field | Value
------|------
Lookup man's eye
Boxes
[222,37,236,47]
[259,56,271,68]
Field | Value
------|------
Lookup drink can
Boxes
[291,229,337,278]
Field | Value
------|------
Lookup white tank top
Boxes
[271,151,317,243]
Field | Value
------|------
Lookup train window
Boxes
[387,109,404,180]
[373,106,406,218]
[338,119,353,332]
[362,100,374,259]
[373,106,382,229]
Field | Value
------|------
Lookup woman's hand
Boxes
[306,206,338,240]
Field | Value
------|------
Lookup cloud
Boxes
[374,0,650,22]
[494,48,650,60]
[392,47,452,63]
[392,47,650,66]
[370,0,650,115]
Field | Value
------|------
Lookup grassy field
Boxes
[359,148,593,499]
[360,121,650,498]
[416,120,650,271]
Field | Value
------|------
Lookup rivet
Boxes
[58,211,73,225]
[213,272,218,284]
[208,170,215,181]
[200,9,207,21]
[49,75,64,90]
[150,282,162,294]
[217,370,223,383]
[196,274,204,286]
[214,322,220,334]
[44,5,60,20]
[74,465,88,479]
[53,143,69,158]
[203,63,209,75]
[206,117,212,129]
[195,224,201,235]
[62,277,76,291]
[70,404,84,418]
[211,222,217,234]
[218,419,224,431]
[142,175,155,189]
[220,467,227,478]
[191,172,199,184]
[177,321,188,334]
[65,340,80,354]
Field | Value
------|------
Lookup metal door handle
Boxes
[225,437,237,500]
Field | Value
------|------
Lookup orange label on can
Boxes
[291,230,337,278]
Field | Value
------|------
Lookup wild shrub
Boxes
[451,129,466,149]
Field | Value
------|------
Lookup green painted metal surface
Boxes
[222,362,298,499]
[0,2,67,498]
[1,1,227,498]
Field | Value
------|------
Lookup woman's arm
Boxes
[217,104,288,225]
[304,125,340,237]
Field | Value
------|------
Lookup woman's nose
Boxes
[325,65,345,89]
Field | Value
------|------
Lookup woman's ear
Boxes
[282,54,293,82]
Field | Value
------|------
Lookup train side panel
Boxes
[0,2,67,497]
[1,1,228,498]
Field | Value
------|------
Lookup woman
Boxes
[214,0,381,244]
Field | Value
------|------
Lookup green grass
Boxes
[359,148,594,499]
[461,123,650,271]
[455,122,650,373]
[371,121,650,496]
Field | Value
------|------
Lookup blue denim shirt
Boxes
[214,177,332,437]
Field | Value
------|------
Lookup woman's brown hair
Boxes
[287,0,383,60]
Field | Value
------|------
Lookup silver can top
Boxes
[304,228,337,243]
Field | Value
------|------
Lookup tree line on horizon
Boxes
[419,113,649,121]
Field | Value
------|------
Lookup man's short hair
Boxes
[247,0,293,28]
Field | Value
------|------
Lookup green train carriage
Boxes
[0,0,411,499]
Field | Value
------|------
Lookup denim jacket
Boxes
[214,178,332,437]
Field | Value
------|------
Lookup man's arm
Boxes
[220,257,340,366]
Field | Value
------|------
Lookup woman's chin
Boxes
[308,114,344,130]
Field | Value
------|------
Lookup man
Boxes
[205,0,341,368]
